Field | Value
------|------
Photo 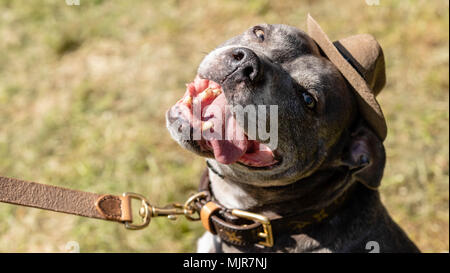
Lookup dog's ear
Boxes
[341,122,386,190]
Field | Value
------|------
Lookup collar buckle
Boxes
[231,209,274,247]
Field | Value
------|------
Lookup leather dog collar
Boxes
[191,168,354,248]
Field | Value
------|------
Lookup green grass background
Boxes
[0,0,448,252]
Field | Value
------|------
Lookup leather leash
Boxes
[0,169,352,248]
[0,175,133,224]
[0,175,205,230]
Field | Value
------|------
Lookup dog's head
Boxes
[166,24,385,187]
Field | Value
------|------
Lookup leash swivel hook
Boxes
[122,191,208,230]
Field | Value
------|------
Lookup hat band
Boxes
[333,41,365,80]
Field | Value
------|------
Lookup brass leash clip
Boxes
[152,203,185,220]
[122,191,208,230]
[183,191,208,221]
[122,192,151,230]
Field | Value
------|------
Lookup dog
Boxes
[166,15,419,253]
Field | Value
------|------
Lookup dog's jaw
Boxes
[166,75,280,168]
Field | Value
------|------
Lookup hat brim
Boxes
[307,14,387,140]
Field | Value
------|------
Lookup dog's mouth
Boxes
[171,75,278,168]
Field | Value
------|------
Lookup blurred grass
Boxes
[0,0,448,252]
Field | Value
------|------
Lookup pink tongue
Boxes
[204,93,248,164]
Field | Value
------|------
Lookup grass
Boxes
[0,0,448,252]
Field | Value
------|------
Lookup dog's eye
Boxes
[302,93,316,109]
[254,29,265,42]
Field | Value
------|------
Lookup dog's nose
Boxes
[228,47,260,82]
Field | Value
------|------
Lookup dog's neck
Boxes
[206,127,367,216]
[208,163,355,216]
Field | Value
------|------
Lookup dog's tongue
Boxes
[204,93,248,164]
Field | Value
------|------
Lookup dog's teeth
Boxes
[198,88,212,101]
[198,88,222,103]
[202,121,214,132]
[183,95,192,106]
[212,88,222,95]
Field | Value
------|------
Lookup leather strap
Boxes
[200,201,221,233]
[0,175,132,223]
